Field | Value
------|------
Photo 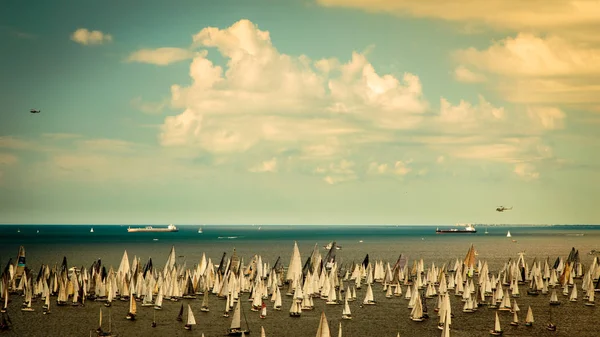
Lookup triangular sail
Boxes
[230,301,241,329]
[315,311,331,337]
[187,304,196,325]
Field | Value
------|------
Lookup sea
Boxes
[0,224,599,336]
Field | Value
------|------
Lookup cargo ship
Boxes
[127,224,179,233]
[436,223,477,234]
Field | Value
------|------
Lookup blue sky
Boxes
[1,0,599,224]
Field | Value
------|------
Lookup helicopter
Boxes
[496,206,513,212]
[30,109,41,113]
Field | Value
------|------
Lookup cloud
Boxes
[0,153,18,166]
[131,96,169,114]
[161,20,427,162]
[127,47,194,66]
[315,0,600,42]
[514,163,540,181]
[454,33,600,109]
[149,20,568,182]
[0,153,18,184]
[70,28,112,45]
[316,160,357,185]
[41,133,82,140]
[454,65,486,83]
[250,158,278,173]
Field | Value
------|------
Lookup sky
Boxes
[1,0,599,225]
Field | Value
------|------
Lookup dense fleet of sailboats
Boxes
[0,243,598,336]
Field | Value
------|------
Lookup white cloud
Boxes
[161,19,427,161]
[315,0,600,42]
[131,96,169,114]
[127,47,194,66]
[454,65,486,83]
[454,34,600,108]
[514,163,540,181]
[70,28,112,45]
[250,158,278,173]
[150,20,567,181]
[316,160,357,185]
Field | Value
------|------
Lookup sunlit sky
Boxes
[1,0,599,225]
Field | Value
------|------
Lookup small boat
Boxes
[323,241,342,250]
[198,227,203,234]
[184,304,196,330]
[315,312,331,337]
[549,290,560,305]
[546,309,557,331]
[125,294,136,320]
[228,301,250,335]
[506,231,512,238]
[524,306,534,326]
[177,304,184,321]
[90,227,94,233]
[489,312,503,335]
[200,292,209,312]
[259,302,266,319]
[342,297,352,320]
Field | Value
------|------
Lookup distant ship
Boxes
[436,223,477,234]
[127,224,179,233]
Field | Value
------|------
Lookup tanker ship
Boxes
[435,223,477,234]
[127,224,179,233]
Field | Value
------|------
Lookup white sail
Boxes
[231,301,242,329]
[187,304,197,325]
[507,231,512,238]
[494,312,502,332]
[315,311,331,337]
[525,306,534,323]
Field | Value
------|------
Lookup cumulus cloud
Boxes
[127,47,194,66]
[148,20,568,182]
[160,20,428,173]
[315,0,600,42]
[70,28,112,45]
[454,65,486,83]
[454,34,600,109]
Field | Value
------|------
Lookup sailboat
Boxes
[584,284,595,306]
[342,296,352,320]
[90,227,94,233]
[489,312,503,335]
[177,304,184,321]
[259,302,267,319]
[524,306,534,326]
[97,309,115,337]
[485,227,489,235]
[546,309,557,331]
[315,312,331,337]
[549,290,560,305]
[198,227,203,234]
[506,231,511,238]
[228,301,250,336]
[125,293,136,320]
[200,291,209,312]
[184,304,196,330]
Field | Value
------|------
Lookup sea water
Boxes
[1,224,599,336]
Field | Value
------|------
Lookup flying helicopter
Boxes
[496,206,513,212]
[30,109,41,113]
